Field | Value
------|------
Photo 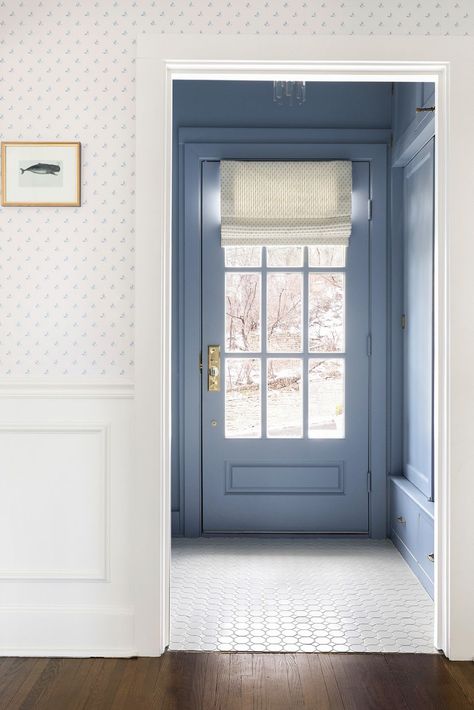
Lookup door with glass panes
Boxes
[202,160,370,532]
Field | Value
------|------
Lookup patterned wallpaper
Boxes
[0,2,471,376]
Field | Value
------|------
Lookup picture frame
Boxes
[1,141,81,207]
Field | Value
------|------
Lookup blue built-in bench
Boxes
[389,476,434,599]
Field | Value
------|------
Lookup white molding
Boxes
[0,423,110,581]
[0,604,134,614]
[0,378,135,399]
[136,33,474,659]
[0,605,135,657]
[0,648,137,658]
[0,570,108,581]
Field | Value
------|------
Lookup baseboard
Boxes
[0,606,136,657]
[0,648,137,658]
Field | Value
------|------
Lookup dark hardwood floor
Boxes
[0,652,473,709]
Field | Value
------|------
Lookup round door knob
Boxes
[209,366,219,377]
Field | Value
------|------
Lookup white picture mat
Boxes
[4,144,79,203]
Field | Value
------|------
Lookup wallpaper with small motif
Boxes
[0,1,471,376]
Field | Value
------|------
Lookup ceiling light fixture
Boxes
[273,81,306,106]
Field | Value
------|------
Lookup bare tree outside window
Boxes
[225,273,261,352]
[267,272,302,352]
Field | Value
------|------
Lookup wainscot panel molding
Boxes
[0,423,110,580]
[0,423,110,581]
[0,379,135,399]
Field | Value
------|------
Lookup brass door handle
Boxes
[396,515,406,524]
[208,345,221,392]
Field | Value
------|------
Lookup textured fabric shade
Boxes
[220,160,353,247]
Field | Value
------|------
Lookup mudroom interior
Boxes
[170,79,436,654]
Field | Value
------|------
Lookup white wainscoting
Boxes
[0,380,136,656]
[0,423,109,580]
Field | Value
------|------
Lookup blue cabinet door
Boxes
[403,138,434,499]
[201,160,371,533]
[393,83,435,145]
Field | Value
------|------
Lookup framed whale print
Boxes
[1,141,81,206]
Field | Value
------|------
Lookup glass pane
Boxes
[308,359,345,439]
[225,358,261,438]
[308,246,346,267]
[266,246,303,267]
[225,246,262,267]
[267,272,302,352]
[226,273,261,352]
[267,359,303,438]
[308,273,345,353]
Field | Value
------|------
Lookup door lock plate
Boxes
[208,345,221,392]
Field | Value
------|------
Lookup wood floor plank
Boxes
[190,653,218,708]
[319,653,346,709]
[444,659,474,705]
[294,653,340,710]
[256,652,304,710]
[278,654,306,709]
[112,658,165,710]
[0,659,24,690]
[227,652,251,710]
[0,658,48,709]
[385,653,474,709]
[329,654,409,710]
[194,652,231,710]
[83,659,129,710]
[13,658,62,709]
[0,659,31,704]
[155,650,199,709]
[62,658,107,710]
[108,658,143,709]
[30,659,99,710]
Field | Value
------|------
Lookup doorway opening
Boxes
[169,78,437,653]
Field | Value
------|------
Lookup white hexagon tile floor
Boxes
[170,538,435,653]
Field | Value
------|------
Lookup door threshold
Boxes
[200,531,370,538]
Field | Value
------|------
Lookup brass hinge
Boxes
[199,352,202,372]
[367,471,372,492]
[401,314,406,330]
[368,199,373,221]
[366,334,372,357]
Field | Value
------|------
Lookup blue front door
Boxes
[201,160,371,533]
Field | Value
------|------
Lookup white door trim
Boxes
[136,34,474,659]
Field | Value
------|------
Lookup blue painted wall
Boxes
[172,80,392,534]
[389,82,435,481]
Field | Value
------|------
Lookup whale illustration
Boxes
[20,163,61,175]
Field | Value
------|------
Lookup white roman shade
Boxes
[220,160,352,247]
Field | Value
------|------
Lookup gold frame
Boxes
[1,141,81,207]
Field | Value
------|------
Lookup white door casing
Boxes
[136,33,474,661]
